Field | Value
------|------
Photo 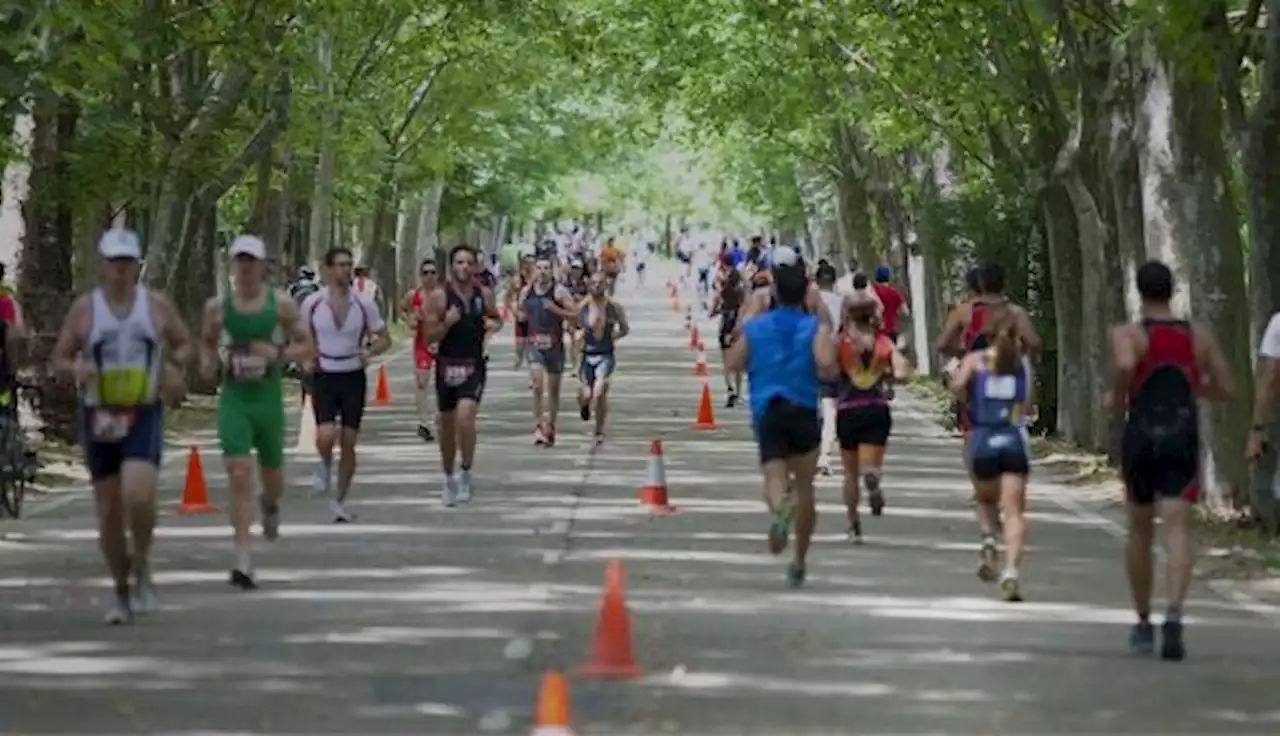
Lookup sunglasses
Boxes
[420,269,436,276]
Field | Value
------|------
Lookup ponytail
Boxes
[987,305,1021,374]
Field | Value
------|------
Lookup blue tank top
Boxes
[967,350,1030,426]
[743,308,820,418]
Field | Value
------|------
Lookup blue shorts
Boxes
[579,353,615,386]
[80,404,164,481]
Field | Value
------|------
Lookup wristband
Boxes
[1253,424,1267,432]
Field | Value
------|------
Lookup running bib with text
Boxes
[90,409,135,443]
[531,333,554,350]
[230,352,268,381]
[983,375,1017,400]
[441,360,475,387]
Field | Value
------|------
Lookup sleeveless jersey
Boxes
[221,290,284,392]
[84,289,161,408]
[1126,320,1199,456]
[524,283,564,351]
[836,332,894,408]
[579,300,619,356]
[437,285,486,387]
[968,349,1030,427]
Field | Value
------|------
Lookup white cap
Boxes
[773,245,799,267]
[98,229,142,260]
[229,235,266,260]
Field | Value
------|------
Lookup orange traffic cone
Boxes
[692,343,708,377]
[581,560,642,680]
[532,671,575,735]
[178,446,217,514]
[689,325,700,349]
[373,364,391,406]
[692,382,717,430]
[638,439,674,514]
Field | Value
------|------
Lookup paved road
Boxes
[2,262,1279,734]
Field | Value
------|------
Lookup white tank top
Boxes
[84,288,161,407]
[819,290,843,342]
[304,287,385,373]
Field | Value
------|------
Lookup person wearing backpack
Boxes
[300,247,392,523]
[1107,260,1234,661]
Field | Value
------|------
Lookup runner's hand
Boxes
[444,305,461,326]
[71,359,95,385]
[160,363,186,404]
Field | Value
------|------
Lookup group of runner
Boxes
[36,224,1249,663]
[722,241,1238,661]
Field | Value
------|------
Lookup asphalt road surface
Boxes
[2,261,1279,734]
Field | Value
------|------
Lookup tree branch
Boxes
[339,9,412,99]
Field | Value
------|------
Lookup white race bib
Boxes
[441,360,475,387]
[983,375,1017,400]
[230,353,268,381]
[531,333,553,350]
[90,409,135,442]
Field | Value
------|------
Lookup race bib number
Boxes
[531,333,553,350]
[983,375,1017,400]
[441,360,475,387]
[230,352,268,381]
[90,409,135,442]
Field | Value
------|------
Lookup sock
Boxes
[1165,605,1182,624]
[1137,611,1150,624]
[1001,566,1018,580]
[460,464,471,473]
[236,548,252,574]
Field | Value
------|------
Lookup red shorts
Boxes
[414,344,435,372]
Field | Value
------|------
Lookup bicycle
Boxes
[0,381,40,519]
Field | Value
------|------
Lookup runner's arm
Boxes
[149,291,195,367]
[935,304,965,358]
[612,301,631,341]
[813,322,837,381]
[1250,315,1280,431]
[890,345,913,382]
[275,294,315,365]
[1193,323,1236,402]
[359,293,392,359]
[197,297,224,380]
[481,286,503,333]
[1013,306,1042,361]
[49,294,90,380]
[724,332,749,372]
[949,353,979,400]
[1106,324,1139,408]
[709,292,722,317]
[807,285,833,329]
[421,290,453,344]
[548,285,578,320]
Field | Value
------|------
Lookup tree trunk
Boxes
[1139,37,1253,507]
[1040,185,1086,443]
[309,30,337,263]
[18,93,79,441]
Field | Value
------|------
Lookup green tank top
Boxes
[221,289,283,393]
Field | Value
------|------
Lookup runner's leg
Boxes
[218,393,262,589]
[84,412,133,622]
[331,371,366,520]
[254,399,287,540]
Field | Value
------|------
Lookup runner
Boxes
[577,269,630,446]
[421,245,502,506]
[600,237,625,295]
[694,242,714,298]
[738,248,834,328]
[871,265,909,347]
[401,258,441,442]
[835,290,910,542]
[563,259,589,369]
[950,305,1033,600]
[50,229,194,623]
[724,249,837,587]
[200,235,313,591]
[814,262,845,475]
[518,256,577,447]
[631,241,650,288]
[302,246,391,523]
[505,254,535,370]
[710,267,746,408]
[1108,260,1234,660]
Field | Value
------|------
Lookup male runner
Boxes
[302,246,391,523]
[51,229,194,623]
[200,235,312,590]
[1108,260,1234,660]
[402,258,441,441]
[724,247,837,587]
[518,256,576,447]
[577,270,630,445]
[422,245,502,505]
[505,254,535,370]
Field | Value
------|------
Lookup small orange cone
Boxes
[532,671,574,735]
[692,382,717,430]
[581,560,642,680]
[638,439,674,514]
[692,343,708,377]
[373,364,391,406]
[178,446,217,514]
